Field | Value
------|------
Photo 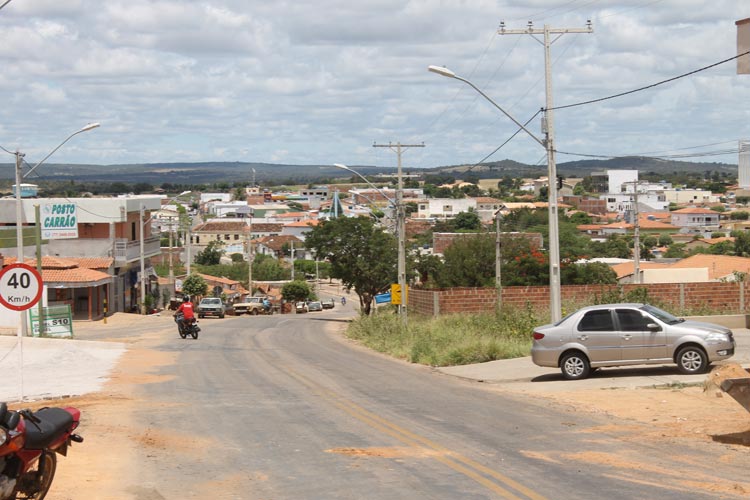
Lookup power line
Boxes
[550,51,750,111]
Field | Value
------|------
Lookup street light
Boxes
[140,191,191,314]
[428,64,562,322]
[2,123,100,332]
[333,163,407,323]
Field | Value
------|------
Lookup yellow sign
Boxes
[391,283,408,304]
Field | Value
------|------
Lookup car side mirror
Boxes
[647,323,661,332]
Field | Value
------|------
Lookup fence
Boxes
[409,281,750,317]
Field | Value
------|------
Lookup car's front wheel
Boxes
[676,345,708,374]
[560,351,591,380]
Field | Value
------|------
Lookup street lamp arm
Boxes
[427,66,545,149]
[333,163,396,205]
[24,123,100,178]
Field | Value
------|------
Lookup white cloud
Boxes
[0,0,747,168]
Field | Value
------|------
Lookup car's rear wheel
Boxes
[251,309,259,316]
[676,345,708,374]
[560,351,590,380]
[220,313,225,318]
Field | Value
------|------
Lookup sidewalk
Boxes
[0,312,166,402]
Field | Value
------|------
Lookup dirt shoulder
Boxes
[41,314,178,500]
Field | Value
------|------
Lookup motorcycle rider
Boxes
[174,295,195,334]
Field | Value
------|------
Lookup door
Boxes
[616,308,667,360]
[575,309,621,362]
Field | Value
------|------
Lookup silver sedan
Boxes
[531,303,736,380]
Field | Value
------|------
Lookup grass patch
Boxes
[345,304,545,367]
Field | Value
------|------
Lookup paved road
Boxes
[59,310,750,499]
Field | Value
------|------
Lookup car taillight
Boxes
[532,332,545,340]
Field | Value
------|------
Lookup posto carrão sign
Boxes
[42,202,78,239]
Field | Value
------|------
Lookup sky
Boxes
[0,0,748,173]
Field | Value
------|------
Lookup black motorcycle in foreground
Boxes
[174,313,200,339]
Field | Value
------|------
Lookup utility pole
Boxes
[499,20,593,322]
[290,241,295,281]
[246,220,254,295]
[495,210,502,312]
[373,141,424,325]
[629,180,641,284]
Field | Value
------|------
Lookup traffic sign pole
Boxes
[0,263,44,402]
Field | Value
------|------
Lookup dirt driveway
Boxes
[28,314,750,498]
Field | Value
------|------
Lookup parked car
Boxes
[295,301,308,313]
[233,296,269,315]
[307,301,323,312]
[531,303,736,380]
[197,297,226,318]
[321,298,335,310]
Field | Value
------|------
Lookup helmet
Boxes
[183,296,190,303]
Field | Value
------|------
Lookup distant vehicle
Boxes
[307,301,323,312]
[321,298,335,310]
[295,301,308,313]
[233,296,268,315]
[531,303,736,380]
[197,297,226,318]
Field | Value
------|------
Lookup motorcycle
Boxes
[174,313,200,339]
[0,402,83,499]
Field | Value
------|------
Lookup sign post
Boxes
[0,263,44,402]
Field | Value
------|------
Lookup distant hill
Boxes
[0,157,737,185]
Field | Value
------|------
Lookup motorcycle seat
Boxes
[24,408,74,450]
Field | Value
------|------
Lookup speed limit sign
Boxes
[0,264,43,311]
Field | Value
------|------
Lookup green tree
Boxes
[414,253,443,287]
[181,274,208,299]
[730,211,750,220]
[663,243,687,258]
[437,234,495,287]
[561,262,617,285]
[568,211,592,225]
[658,234,673,247]
[230,253,245,263]
[453,211,482,231]
[305,216,399,315]
[735,231,750,257]
[281,280,312,303]
[195,240,224,265]
[253,254,290,281]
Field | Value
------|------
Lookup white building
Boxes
[740,140,750,189]
[416,198,477,219]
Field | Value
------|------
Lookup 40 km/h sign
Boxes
[0,264,43,311]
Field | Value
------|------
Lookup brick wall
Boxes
[409,281,749,316]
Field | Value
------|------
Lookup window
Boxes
[578,310,614,332]
[225,234,230,240]
[616,309,651,332]
[234,234,239,240]
[442,205,452,212]
[131,222,136,241]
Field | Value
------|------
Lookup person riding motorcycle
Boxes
[174,296,195,333]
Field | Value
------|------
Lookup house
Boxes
[611,254,750,283]
[254,235,311,260]
[415,198,477,220]
[670,207,721,232]
[0,195,165,315]
[4,256,112,321]
[281,219,320,240]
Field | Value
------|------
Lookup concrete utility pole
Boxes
[373,141,425,325]
[629,181,641,284]
[498,20,593,322]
